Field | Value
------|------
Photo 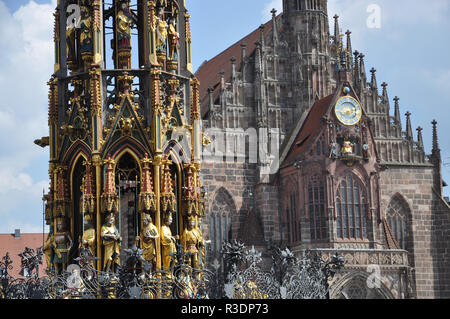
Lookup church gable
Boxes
[282,94,334,166]
[282,79,378,168]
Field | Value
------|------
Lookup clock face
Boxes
[335,96,362,126]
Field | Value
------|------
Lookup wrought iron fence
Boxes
[0,241,344,300]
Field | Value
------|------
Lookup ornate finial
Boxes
[417,126,424,149]
[405,111,413,141]
[139,154,156,213]
[370,68,377,89]
[353,51,360,74]
[393,96,401,125]
[345,30,353,59]
[381,82,388,101]
[432,120,440,154]
[271,8,277,17]
[334,15,340,46]
[359,53,366,80]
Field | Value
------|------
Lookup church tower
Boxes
[41,0,206,274]
[282,0,335,113]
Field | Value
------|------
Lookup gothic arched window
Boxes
[336,176,368,240]
[308,175,327,240]
[209,188,235,252]
[285,189,300,244]
[386,196,409,250]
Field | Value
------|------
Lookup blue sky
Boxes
[0,0,449,233]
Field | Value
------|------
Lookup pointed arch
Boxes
[68,151,88,263]
[103,136,150,162]
[330,272,395,299]
[114,148,143,173]
[163,140,190,167]
[385,193,411,250]
[162,142,185,236]
[62,140,92,168]
[208,187,237,252]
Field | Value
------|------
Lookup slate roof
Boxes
[283,94,334,166]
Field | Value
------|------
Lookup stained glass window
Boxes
[336,176,368,240]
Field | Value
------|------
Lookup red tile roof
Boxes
[284,94,334,165]
[0,233,48,278]
[195,15,280,117]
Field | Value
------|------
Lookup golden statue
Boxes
[167,17,180,61]
[161,213,178,271]
[52,219,73,274]
[137,213,159,272]
[81,215,96,268]
[101,214,121,274]
[156,7,168,52]
[341,141,354,156]
[117,2,136,49]
[181,217,202,268]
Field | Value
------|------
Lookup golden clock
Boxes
[335,96,362,126]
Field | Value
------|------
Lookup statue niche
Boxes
[116,152,141,253]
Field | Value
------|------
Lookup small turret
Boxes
[405,111,413,141]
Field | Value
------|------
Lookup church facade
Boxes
[196,0,450,299]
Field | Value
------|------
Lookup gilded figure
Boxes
[167,17,180,61]
[161,213,178,271]
[81,215,96,268]
[181,218,202,268]
[117,2,137,49]
[341,141,354,156]
[101,214,122,274]
[156,7,168,52]
[136,213,159,273]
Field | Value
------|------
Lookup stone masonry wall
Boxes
[379,165,449,299]
[200,160,257,242]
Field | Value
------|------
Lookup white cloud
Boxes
[262,0,282,22]
[0,0,55,233]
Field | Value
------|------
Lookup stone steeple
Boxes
[431,120,443,195]
[282,0,334,112]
